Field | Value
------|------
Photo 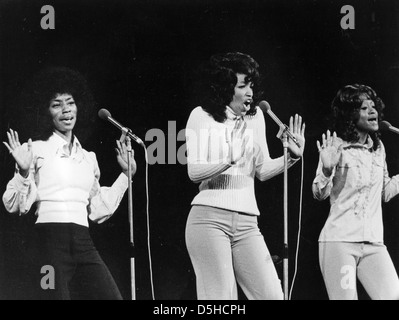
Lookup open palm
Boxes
[317,130,342,176]
[287,114,306,158]
[116,138,137,177]
[3,129,33,177]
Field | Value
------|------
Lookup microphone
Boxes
[379,120,399,135]
[98,108,144,146]
[258,100,301,148]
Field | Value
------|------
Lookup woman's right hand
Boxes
[3,129,33,178]
[316,130,342,177]
[226,118,249,165]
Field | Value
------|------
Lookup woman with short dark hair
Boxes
[2,66,136,300]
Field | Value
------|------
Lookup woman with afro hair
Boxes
[184,52,306,300]
[2,66,136,300]
[313,84,399,300]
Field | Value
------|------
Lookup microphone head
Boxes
[258,100,271,113]
[379,120,391,131]
[98,108,111,120]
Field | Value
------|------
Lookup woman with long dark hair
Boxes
[313,84,399,300]
[185,52,306,300]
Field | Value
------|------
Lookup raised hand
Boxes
[287,114,306,158]
[116,137,137,177]
[226,118,249,164]
[3,129,33,178]
[316,130,343,177]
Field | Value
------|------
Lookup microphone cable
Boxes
[142,146,155,300]
[288,155,304,300]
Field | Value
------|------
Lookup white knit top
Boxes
[2,133,128,226]
[185,106,298,216]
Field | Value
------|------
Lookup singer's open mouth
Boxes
[61,117,74,124]
[368,117,377,124]
[243,100,252,109]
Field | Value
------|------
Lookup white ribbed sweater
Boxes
[185,106,298,216]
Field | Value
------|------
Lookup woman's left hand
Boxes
[116,137,137,177]
[286,114,306,158]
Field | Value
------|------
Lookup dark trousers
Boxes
[30,223,122,300]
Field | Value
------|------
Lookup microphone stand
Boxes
[263,103,300,300]
[119,129,136,300]
[282,132,289,300]
[276,125,289,300]
[127,138,136,300]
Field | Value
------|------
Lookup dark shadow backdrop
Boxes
[1,0,399,300]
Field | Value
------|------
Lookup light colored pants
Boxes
[319,241,399,300]
[185,205,283,300]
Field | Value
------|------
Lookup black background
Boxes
[1,0,399,300]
